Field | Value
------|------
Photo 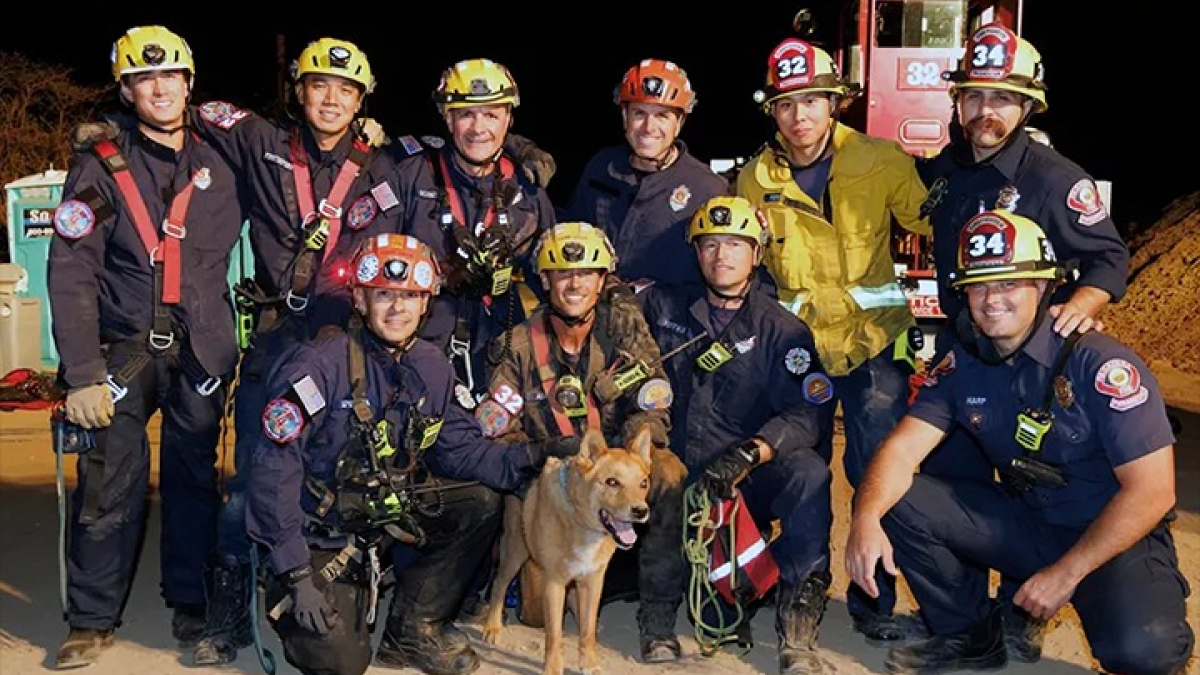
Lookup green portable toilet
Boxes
[5,168,253,372]
[5,168,67,369]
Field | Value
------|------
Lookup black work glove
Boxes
[287,569,337,634]
[504,133,556,188]
[528,436,582,466]
[700,441,760,500]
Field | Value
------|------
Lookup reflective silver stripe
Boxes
[779,292,808,314]
[848,282,908,309]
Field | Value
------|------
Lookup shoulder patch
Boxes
[636,378,674,411]
[1066,179,1108,226]
[262,398,305,443]
[784,347,811,375]
[198,101,250,130]
[488,381,525,416]
[371,181,399,211]
[53,200,95,239]
[923,351,957,387]
[346,194,378,230]
[396,135,424,156]
[1094,358,1148,411]
[290,375,326,416]
[802,373,833,405]
[474,398,513,438]
[420,135,445,149]
[668,184,692,212]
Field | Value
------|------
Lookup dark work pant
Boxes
[388,482,503,625]
[68,354,225,629]
[821,345,911,618]
[266,548,373,675]
[884,474,1194,675]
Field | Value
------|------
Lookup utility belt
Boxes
[102,330,222,402]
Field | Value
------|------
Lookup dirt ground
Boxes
[2,369,1198,675]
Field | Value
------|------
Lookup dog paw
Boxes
[480,624,502,645]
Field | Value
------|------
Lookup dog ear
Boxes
[579,428,608,462]
[630,425,654,467]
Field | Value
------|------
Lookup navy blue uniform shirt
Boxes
[245,327,536,575]
[192,102,406,334]
[563,142,729,286]
[639,281,832,474]
[920,129,1129,320]
[49,128,248,387]
[911,320,1176,528]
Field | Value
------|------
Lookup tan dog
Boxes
[482,426,653,675]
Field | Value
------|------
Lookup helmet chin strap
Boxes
[632,143,678,172]
[453,143,503,172]
[771,121,835,171]
[548,302,596,327]
[955,280,1058,365]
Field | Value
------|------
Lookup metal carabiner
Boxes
[148,330,175,351]
[194,376,222,397]
[286,290,309,312]
[106,374,129,403]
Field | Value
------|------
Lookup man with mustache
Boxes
[917,24,1132,663]
[736,37,930,649]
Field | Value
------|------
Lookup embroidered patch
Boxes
[192,167,212,190]
[413,261,434,289]
[54,200,95,239]
[783,347,811,375]
[420,135,445,149]
[291,375,326,416]
[396,135,423,156]
[923,351,957,387]
[371,181,399,211]
[474,398,512,438]
[489,382,525,416]
[994,186,1020,211]
[262,398,304,443]
[668,184,691,212]
[1067,179,1108,226]
[636,378,674,411]
[802,373,833,405]
[356,253,380,284]
[198,101,249,130]
[346,195,378,230]
[1095,358,1147,411]
[454,383,477,410]
[733,336,758,354]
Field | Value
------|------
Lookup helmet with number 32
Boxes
[753,38,857,113]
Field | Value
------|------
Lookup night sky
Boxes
[6,4,1193,231]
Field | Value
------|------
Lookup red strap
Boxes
[436,152,516,234]
[93,139,195,305]
[529,313,601,436]
[289,133,371,261]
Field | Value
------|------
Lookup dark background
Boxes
[5,4,1193,231]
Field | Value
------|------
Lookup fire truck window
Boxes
[874,0,965,48]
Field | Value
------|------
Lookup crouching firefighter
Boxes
[639,196,838,675]
[246,233,558,675]
[477,222,688,662]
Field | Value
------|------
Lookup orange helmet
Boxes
[352,234,442,295]
[615,59,696,113]
[753,38,855,113]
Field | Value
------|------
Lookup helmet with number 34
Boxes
[948,210,1061,288]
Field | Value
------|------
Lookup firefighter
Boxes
[47,25,248,668]
[845,210,1193,675]
[561,58,728,287]
[246,233,577,675]
[639,196,836,675]
[477,221,687,662]
[735,37,929,644]
[388,58,556,410]
[917,24,1132,660]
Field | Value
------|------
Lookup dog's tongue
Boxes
[611,519,637,548]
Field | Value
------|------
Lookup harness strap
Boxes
[528,310,601,436]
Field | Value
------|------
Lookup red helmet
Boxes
[352,234,442,295]
[614,59,696,113]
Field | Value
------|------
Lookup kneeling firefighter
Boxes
[246,233,559,675]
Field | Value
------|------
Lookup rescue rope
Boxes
[682,482,750,656]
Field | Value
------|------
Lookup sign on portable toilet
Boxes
[5,168,67,370]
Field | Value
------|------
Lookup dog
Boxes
[481,426,653,675]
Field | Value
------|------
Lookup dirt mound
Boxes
[1101,192,1200,376]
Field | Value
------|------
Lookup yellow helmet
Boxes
[944,23,1047,112]
[687,196,770,247]
[292,37,376,93]
[535,222,617,274]
[948,210,1061,288]
[434,58,520,114]
[111,26,194,82]
[753,38,856,113]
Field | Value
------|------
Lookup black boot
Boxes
[171,602,207,648]
[55,628,114,669]
[193,556,255,666]
[376,621,479,675]
[637,601,682,663]
[776,572,831,675]
[1002,606,1044,663]
[885,602,1006,674]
